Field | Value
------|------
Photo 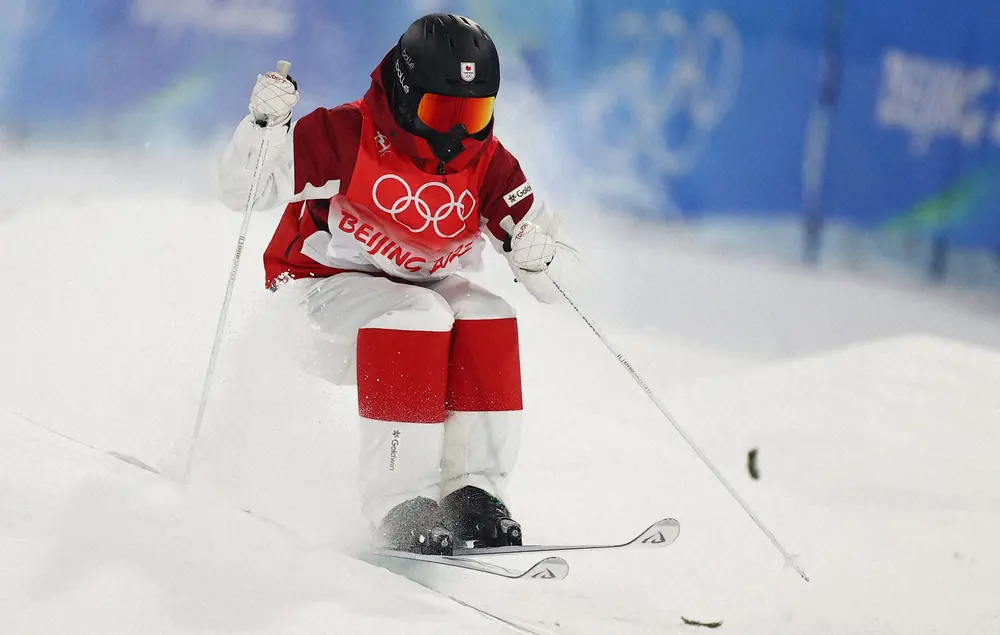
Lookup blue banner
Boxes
[822,0,1000,248]
[572,0,822,217]
[5,0,424,142]
[3,0,1000,257]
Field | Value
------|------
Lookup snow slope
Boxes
[0,411,510,635]
[2,150,999,633]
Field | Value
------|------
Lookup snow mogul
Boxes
[217,13,578,555]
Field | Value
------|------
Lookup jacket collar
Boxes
[363,51,492,174]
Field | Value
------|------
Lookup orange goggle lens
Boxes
[416,93,495,135]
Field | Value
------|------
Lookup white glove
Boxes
[507,220,558,272]
[249,68,299,127]
[500,213,580,304]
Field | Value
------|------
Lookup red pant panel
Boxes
[446,318,523,412]
[357,328,451,423]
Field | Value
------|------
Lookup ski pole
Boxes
[176,60,292,485]
[499,218,809,582]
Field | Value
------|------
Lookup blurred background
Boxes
[3,7,1000,632]
[3,0,1000,291]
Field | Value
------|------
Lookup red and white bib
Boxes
[323,100,497,280]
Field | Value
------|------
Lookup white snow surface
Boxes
[2,149,1000,634]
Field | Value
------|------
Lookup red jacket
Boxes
[262,53,536,289]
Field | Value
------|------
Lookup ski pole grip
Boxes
[254,61,294,127]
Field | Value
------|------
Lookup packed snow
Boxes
[1,146,999,634]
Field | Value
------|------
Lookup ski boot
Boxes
[441,486,522,548]
[376,497,454,556]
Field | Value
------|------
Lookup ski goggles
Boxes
[416,93,495,135]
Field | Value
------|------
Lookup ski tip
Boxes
[521,556,569,581]
[631,518,681,548]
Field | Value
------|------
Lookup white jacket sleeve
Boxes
[216,115,298,212]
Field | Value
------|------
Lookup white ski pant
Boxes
[303,273,523,526]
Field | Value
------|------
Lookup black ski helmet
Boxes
[386,13,501,163]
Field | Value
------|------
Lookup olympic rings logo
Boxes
[584,11,743,178]
[371,174,476,239]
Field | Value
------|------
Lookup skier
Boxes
[216,13,578,555]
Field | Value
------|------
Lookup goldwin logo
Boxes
[503,182,532,207]
[388,429,401,471]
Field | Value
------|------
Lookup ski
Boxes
[453,518,680,556]
[96,447,569,580]
[365,549,569,581]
